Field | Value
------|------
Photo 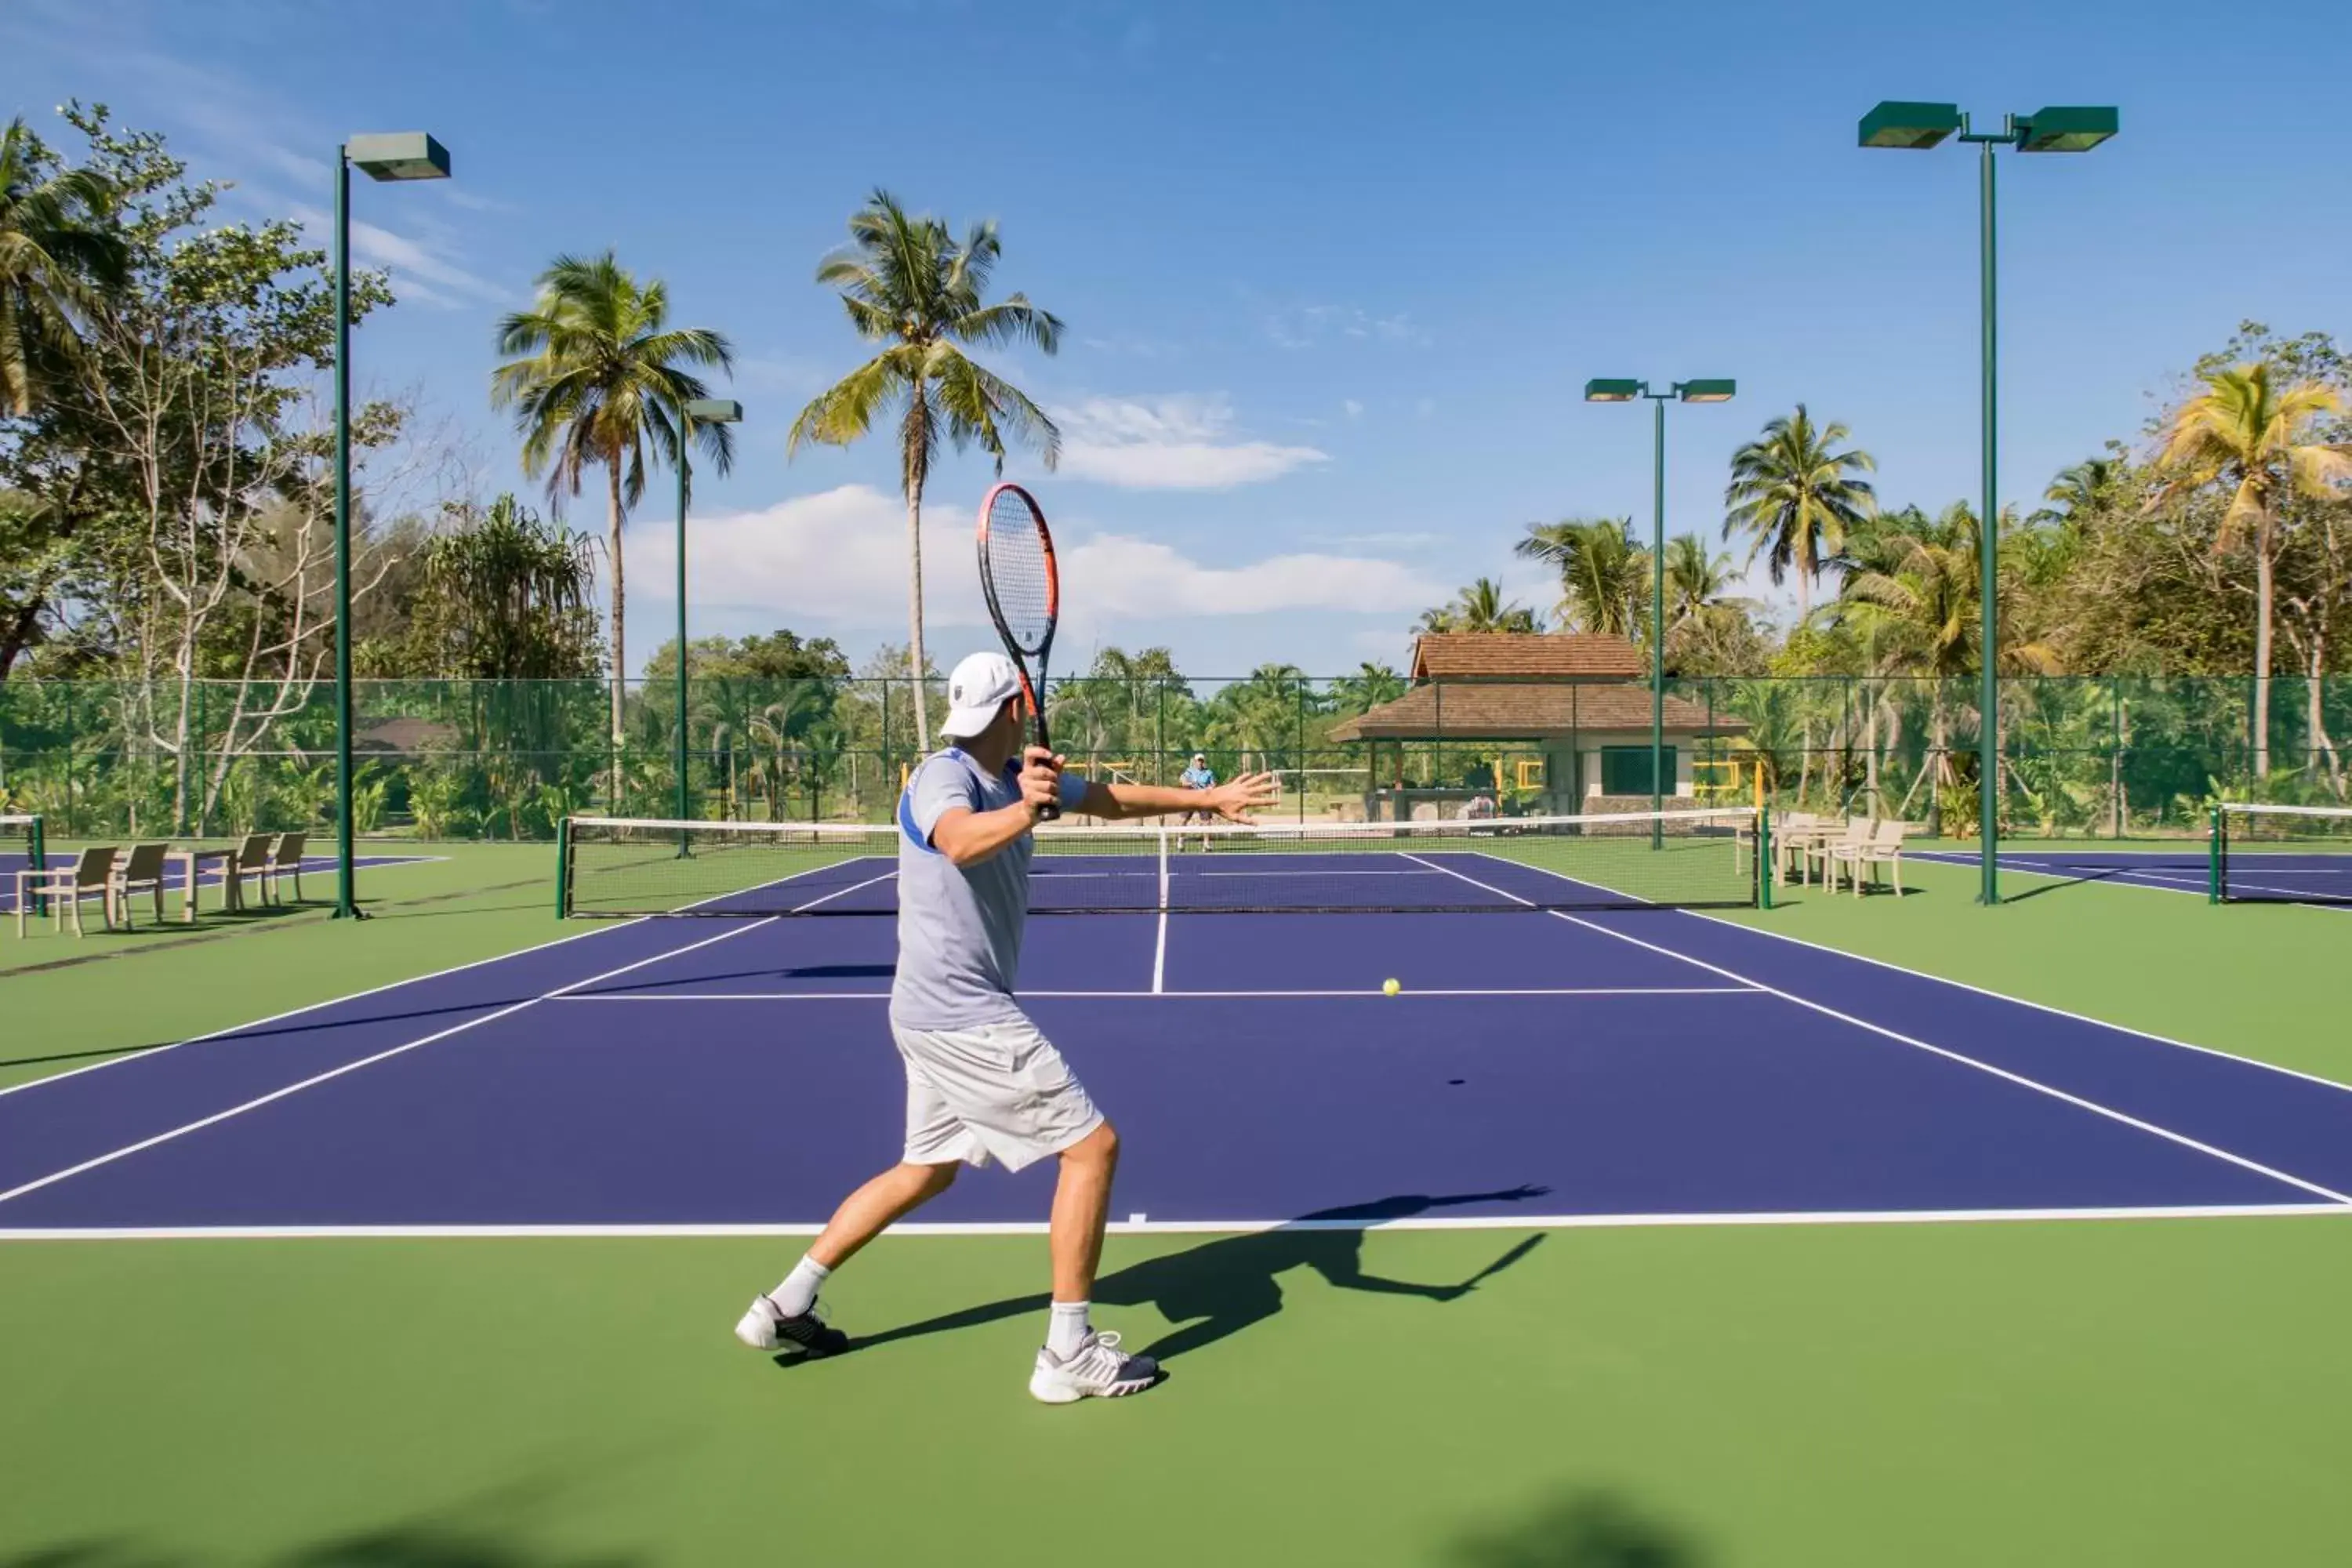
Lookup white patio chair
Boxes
[16,845,118,938]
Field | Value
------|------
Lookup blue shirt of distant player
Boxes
[1180,762,1215,789]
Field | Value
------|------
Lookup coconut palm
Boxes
[1663,534,1741,625]
[1722,405,1877,618]
[0,114,126,413]
[1417,576,1541,635]
[790,191,1063,742]
[2150,362,2352,777]
[1839,505,2059,823]
[2034,456,2120,523]
[1515,518,1646,638]
[492,251,735,792]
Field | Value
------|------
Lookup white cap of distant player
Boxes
[940,651,1023,738]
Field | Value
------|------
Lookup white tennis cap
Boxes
[940,651,1022,738]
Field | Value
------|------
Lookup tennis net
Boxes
[2212,803,2352,905]
[2,813,43,914]
[559,806,1764,918]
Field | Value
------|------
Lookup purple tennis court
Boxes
[1911,845,2352,905]
[5,857,2351,1235]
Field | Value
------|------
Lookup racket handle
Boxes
[1037,800,1062,822]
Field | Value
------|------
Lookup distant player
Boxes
[1178,751,1218,850]
[735,653,1278,1402]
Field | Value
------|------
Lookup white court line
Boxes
[1909,849,2352,908]
[1413,852,2352,1207]
[0,847,856,1103]
[0,917,786,1208]
[1152,905,1167,996]
[1684,897,2352,1102]
[550,985,1765,1001]
[5,1202,2344,1243]
[0,868,898,1206]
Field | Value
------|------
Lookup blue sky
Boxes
[8,0,2348,679]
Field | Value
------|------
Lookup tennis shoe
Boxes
[735,1294,849,1358]
[1028,1329,1160,1403]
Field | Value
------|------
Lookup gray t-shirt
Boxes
[891,748,1087,1029]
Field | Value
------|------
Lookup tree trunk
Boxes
[606,456,626,804]
[905,488,931,746]
[2252,516,2274,780]
[2311,634,2344,801]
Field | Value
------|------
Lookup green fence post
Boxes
[1758,807,1773,910]
[27,812,45,916]
[555,815,572,919]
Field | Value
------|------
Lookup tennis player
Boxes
[736,652,1278,1402]
[1178,750,1218,850]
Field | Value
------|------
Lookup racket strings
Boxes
[982,491,1054,652]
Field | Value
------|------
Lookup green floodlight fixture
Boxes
[1856,95,2118,906]
[1584,378,1643,402]
[1675,379,1737,403]
[684,398,742,423]
[1858,101,1962,150]
[332,129,451,920]
[2019,106,2120,153]
[345,132,452,183]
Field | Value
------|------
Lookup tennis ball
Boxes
[1382,978,1401,996]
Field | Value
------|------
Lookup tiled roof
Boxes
[1409,633,1644,681]
[1327,683,1747,742]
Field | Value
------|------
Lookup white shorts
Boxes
[890,1014,1103,1173]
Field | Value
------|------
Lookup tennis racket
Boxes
[976,481,1062,820]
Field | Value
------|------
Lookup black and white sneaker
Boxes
[1028,1330,1160,1403]
[734,1294,849,1358]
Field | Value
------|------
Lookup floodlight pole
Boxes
[332,146,358,918]
[1861,101,2116,905]
[675,448,691,837]
[332,132,448,920]
[1958,120,2007,907]
[1645,389,1669,847]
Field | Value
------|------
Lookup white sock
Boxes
[771,1256,831,1318]
[1046,1300,1091,1359]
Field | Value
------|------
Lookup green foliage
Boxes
[1515,518,1647,637]
[1722,405,1878,615]
[1417,577,1542,634]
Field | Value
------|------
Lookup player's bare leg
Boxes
[1030,1120,1160,1403]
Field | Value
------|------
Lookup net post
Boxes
[1758,807,1773,910]
[2207,804,2222,906]
[555,815,572,920]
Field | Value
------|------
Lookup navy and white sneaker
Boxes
[1028,1330,1160,1403]
[734,1294,849,1358]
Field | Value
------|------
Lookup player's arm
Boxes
[1078,770,1282,824]
[927,750,1074,866]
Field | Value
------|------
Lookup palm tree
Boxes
[1515,519,1646,637]
[0,114,126,414]
[1418,577,1541,635]
[2150,362,2352,777]
[1840,506,2058,824]
[1663,534,1738,626]
[1330,662,1407,714]
[2034,456,2119,523]
[790,191,1063,742]
[1723,405,1877,618]
[492,251,735,792]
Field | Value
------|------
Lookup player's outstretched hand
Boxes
[1207,771,1283,823]
[1019,746,1065,818]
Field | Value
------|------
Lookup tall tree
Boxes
[1417,576,1541,634]
[1663,533,1738,626]
[789,191,1063,742]
[0,114,126,415]
[492,250,735,792]
[1515,518,1647,637]
[2150,362,2352,776]
[1722,405,1877,618]
[411,495,602,680]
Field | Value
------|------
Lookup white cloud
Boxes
[285,203,510,310]
[1342,398,1365,420]
[1051,394,1328,490]
[633,485,1443,633]
[1261,303,1431,351]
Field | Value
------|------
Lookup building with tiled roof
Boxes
[1329,633,1747,818]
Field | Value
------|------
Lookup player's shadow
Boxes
[812,1185,1552,1369]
